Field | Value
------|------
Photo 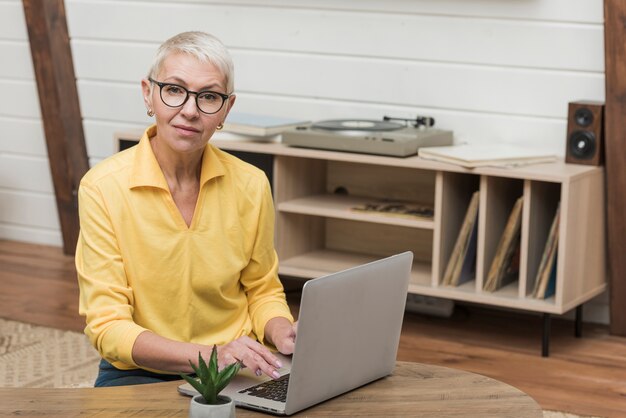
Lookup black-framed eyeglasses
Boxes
[148,77,231,115]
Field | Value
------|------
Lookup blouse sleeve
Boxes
[75,181,148,368]
[239,176,294,344]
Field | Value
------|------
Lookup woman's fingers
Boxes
[240,348,281,379]
[273,321,297,355]
[219,351,239,369]
[218,337,282,379]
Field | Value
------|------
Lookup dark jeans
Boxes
[94,359,184,387]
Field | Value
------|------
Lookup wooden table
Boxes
[0,362,542,417]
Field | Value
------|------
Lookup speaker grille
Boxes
[569,130,596,160]
[574,107,594,127]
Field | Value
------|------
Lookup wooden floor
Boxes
[1,240,625,417]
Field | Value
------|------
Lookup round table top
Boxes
[0,361,542,417]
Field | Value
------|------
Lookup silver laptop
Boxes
[178,251,413,415]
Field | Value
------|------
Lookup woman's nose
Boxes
[180,94,200,118]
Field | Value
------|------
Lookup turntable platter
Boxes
[312,119,404,132]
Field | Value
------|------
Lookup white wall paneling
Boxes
[232,52,604,118]
[0,155,54,193]
[0,117,46,155]
[0,81,40,119]
[0,1,28,41]
[0,189,59,230]
[0,40,35,79]
[0,223,62,247]
[67,2,603,71]
[73,44,605,118]
[0,0,61,245]
[140,0,604,24]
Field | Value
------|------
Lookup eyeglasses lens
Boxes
[160,84,224,114]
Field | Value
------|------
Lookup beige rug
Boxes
[0,318,99,388]
[0,318,603,417]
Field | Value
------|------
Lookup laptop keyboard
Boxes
[239,374,290,403]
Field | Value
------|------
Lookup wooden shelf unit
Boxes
[115,132,606,317]
[210,138,606,316]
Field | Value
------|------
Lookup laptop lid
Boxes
[284,251,412,415]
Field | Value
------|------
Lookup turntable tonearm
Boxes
[282,116,453,157]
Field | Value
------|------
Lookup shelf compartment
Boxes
[435,172,480,285]
[278,194,435,229]
[279,248,431,286]
[521,180,561,298]
[325,218,432,264]
[478,176,524,292]
[326,161,436,204]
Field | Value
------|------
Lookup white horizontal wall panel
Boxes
[0,81,41,118]
[233,53,603,119]
[0,190,59,230]
[0,155,54,193]
[76,81,150,124]
[0,41,34,79]
[139,0,603,23]
[72,41,153,83]
[0,223,62,247]
[67,2,603,71]
[0,1,28,41]
[0,117,46,156]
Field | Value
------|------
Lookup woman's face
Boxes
[142,52,235,156]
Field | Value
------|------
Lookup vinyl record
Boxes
[312,119,404,132]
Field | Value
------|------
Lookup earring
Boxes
[147,109,154,117]
[216,123,224,130]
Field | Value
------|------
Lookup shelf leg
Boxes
[575,305,583,338]
[542,313,551,357]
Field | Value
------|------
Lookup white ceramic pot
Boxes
[188,394,236,418]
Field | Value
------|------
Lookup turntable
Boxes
[282,116,453,157]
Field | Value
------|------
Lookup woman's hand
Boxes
[131,331,286,379]
[215,336,284,379]
[264,317,297,355]
[213,317,297,380]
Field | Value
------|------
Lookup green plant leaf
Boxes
[202,377,217,404]
[215,361,242,394]
[188,360,202,380]
[209,345,218,382]
[180,373,205,397]
[198,351,210,381]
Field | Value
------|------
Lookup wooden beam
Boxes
[604,0,626,336]
[22,0,89,255]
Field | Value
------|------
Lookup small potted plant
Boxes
[181,345,242,418]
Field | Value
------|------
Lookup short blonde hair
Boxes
[148,31,235,94]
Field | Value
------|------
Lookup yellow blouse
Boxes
[75,125,293,370]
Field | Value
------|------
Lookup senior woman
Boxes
[76,31,296,387]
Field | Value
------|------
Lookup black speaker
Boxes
[565,101,604,166]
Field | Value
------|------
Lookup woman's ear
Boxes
[141,78,153,112]
[223,94,236,119]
